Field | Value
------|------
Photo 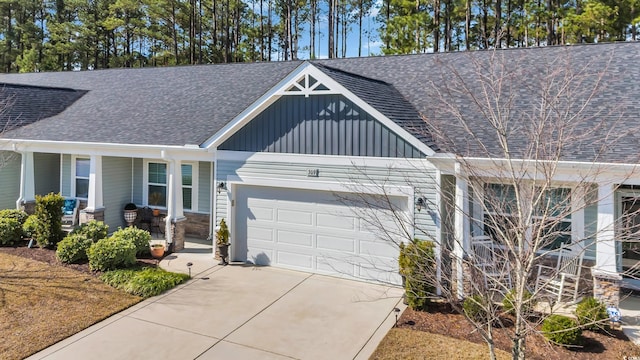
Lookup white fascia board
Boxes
[217,150,436,170]
[225,174,414,197]
[203,62,435,157]
[0,138,214,161]
[428,153,640,184]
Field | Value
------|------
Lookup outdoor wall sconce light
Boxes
[416,197,425,212]
[217,182,226,194]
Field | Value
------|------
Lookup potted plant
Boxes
[150,243,165,259]
[123,203,137,226]
[148,192,162,216]
[216,218,230,265]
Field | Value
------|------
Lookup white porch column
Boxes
[86,155,103,210]
[165,159,185,249]
[16,151,35,209]
[454,162,470,299]
[595,183,617,275]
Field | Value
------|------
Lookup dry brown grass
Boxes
[370,328,512,360]
[0,252,141,360]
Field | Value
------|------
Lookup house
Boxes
[0,42,638,307]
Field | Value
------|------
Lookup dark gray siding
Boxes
[219,95,424,158]
[34,153,60,195]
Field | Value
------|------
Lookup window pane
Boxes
[484,184,516,214]
[76,178,89,198]
[542,220,572,250]
[76,158,90,178]
[537,188,571,219]
[183,188,192,210]
[182,164,192,186]
[148,163,167,184]
[148,185,166,207]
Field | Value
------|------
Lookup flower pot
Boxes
[152,209,160,217]
[217,244,230,265]
[124,209,137,227]
[150,245,165,259]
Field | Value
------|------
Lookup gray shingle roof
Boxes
[314,42,640,164]
[1,42,639,164]
[0,61,302,146]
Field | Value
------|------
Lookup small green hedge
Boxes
[101,267,189,298]
[0,209,28,226]
[463,294,487,322]
[22,215,39,239]
[34,193,64,248]
[0,217,22,245]
[502,288,535,316]
[542,314,582,346]
[110,227,151,256]
[399,240,435,310]
[56,234,93,264]
[575,297,609,331]
[71,220,109,242]
[88,236,137,271]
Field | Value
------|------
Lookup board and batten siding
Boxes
[102,156,134,230]
[34,153,60,195]
[215,158,438,242]
[0,152,21,209]
[198,161,211,213]
[219,95,423,158]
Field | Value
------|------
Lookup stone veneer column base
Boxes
[592,270,622,307]
[80,207,105,223]
[19,200,36,214]
[170,217,187,252]
[453,256,473,299]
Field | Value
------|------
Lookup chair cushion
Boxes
[63,199,76,215]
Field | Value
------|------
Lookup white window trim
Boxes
[181,162,198,212]
[71,155,90,200]
[143,160,168,209]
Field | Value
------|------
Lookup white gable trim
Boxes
[202,62,435,156]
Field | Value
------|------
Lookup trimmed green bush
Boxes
[463,294,487,322]
[110,227,151,256]
[71,220,109,242]
[399,240,435,310]
[503,288,535,316]
[0,217,22,245]
[87,236,137,271]
[0,209,28,226]
[541,314,582,346]
[575,297,609,331]
[22,215,39,239]
[56,234,93,264]
[101,267,189,298]
[33,193,64,248]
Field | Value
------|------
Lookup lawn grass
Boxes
[0,252,142,360]
[370,328,512,360]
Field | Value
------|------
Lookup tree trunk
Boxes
[328,0,334,58]
[434,0,440,52]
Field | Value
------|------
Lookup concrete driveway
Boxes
[28,264,404,360]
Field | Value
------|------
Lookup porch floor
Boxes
[159,237,218,278]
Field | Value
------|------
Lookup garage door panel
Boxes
[316,235,355,252]
[247,226,274,242]
[277,250,313,269]
[358,261,401,284]
[359,239,398,259]
[277,209,313,225]
[248,206,275,221]
[276,229,313,247]
[316,213,356,231]
[318,258,356,277]
[248,248,273,266]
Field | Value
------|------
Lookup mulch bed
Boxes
[398,303,640,359]
[0,240,161,275]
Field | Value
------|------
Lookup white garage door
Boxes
[234,185,408,284]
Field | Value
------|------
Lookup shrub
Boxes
[22,215,39,239]
[87,236,137,271]
[541,314,582,346]
[101,267,189,298]
[0,209,28,226]
[33,193,64,248]
[56,234,93,264]
[0,217,22,245]
[463,294,487,322]
[110,227,151,256]
[72,220,109,242]
[575,297,609,331]
[399,240,435,310]
[503,288,535,316]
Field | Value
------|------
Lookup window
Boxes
[483,184,571,250]
[74,158,90,199]
[148,162,167,208]
[182,164,192,210]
